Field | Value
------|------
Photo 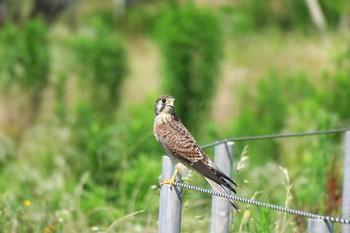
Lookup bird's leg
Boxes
[160,169,178,188]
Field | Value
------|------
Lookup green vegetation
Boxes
[72,17,128,117]
[156,3,223,132]
[0,0,349,232]
[0,18,49,139]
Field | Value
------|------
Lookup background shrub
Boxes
[232,72,315,161]
[238,0,348,31]
[69,17,129,194]
[0,18,49,104]
[156,3,223,133]
[322,44,350,122]
[0,18,49,139]
[72,17,128,119]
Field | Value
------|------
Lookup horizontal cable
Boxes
[201,127,350,149]
[172,181,350,225]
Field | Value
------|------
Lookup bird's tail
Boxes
[205,178,240,211]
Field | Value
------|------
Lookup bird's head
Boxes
[155,95,175,116]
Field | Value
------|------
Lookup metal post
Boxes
[342,131,350,233]
[307,219,333,233]
[158,156,182,233]
[210,141,234,233]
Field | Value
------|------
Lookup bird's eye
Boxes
[161,98,166,103]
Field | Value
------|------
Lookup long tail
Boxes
[205,178,240,211]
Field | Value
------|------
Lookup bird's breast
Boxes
[154,113,173,125]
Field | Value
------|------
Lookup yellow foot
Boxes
[159,169,178,188]
[159,178,176,188]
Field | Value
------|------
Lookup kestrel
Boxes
[153,95,239,210]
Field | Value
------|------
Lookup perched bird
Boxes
[153,95,239,210]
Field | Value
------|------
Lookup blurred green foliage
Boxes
[322,45,350,122]
[232,72,315,161]
[234,0,348,31]
[118,2,162,37]
[0,0,349,232]
[218,5,255,36]
[72,17,128,118]
[156,3,223,132]
[319,0,350,25]
[238,0,309,30]
[0,17,49,111]
[68,19,131,219]
[231,54,349,226]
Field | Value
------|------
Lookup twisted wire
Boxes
[172,181,350,225]
[201,127,350,149]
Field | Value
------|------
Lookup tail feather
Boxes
[205,178,240,211]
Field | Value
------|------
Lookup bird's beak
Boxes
[166,99,175,108]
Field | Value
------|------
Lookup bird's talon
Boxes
[159,178,176,188]
[159,169,179,189]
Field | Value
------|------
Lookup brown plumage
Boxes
[153,95,239,210]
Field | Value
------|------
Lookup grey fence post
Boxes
[307,219,333,233]
[342,131,350,233]
[210,141,234,233]
[158,156,182,233]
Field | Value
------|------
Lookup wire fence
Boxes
[200,127,350,149]
[172,181,350,224]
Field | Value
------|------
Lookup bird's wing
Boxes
[155,117,237,193]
